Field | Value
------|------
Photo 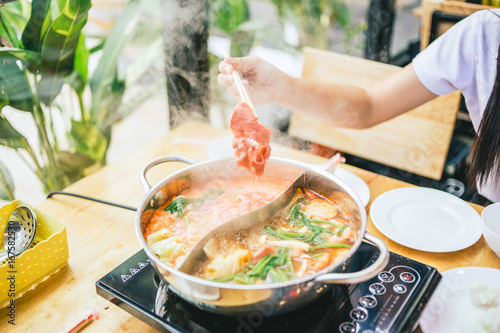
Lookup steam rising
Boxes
[161,0,210,127]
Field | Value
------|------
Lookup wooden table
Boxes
[1,121,498,332]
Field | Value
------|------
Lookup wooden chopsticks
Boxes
[232,70,254,109]
[226,53,257,116]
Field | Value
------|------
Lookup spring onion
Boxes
[164,188,224,216]
[310,219,341,227]
[309,243,352,251]
[265,226,296,241]
[269,268,289,282]
[234,276,254,284]
[247,249,290,279]
[286,256,295,275]
[337,224,349,237]
[277,228,313,238]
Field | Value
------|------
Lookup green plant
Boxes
[270,0,350,50]
[0,0,164,199]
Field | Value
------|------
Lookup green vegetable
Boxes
[290,212,334,237]
[234,276,254,284]
[286,198,305,220]
[269,268,282,282]
[286,256,294,275]
[277,228,312,238]
[312,236,327,244]
[269,268,289,282]
[248,254,274,278]
[276,248,289,266]
[214,269,250,283]
[309,243,352,251]
[287,203,301,220]
[264,226,296,240]
[337,224,349,237]
[164,196,198,216]
[310,219,341,227]
[276,268,289,281]
[214,275,237,282]
[247,248,289,279]
[164,188,224,216]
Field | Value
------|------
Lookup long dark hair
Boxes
[467,39,500,192]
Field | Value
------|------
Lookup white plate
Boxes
[420,267,500,333]
[309,164,370,207]
[330,167,370,207]
[370,187,481,252]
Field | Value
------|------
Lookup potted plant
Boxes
[0,0,164,200]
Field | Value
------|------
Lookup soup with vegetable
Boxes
[144,177,356,284]
[144,176,292,268]
[193,188,355,284]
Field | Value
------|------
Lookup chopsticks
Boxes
[225,53,257,116]
[324,153,346,173]
[232,70,255,110]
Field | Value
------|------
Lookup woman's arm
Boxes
[218,57,438,129]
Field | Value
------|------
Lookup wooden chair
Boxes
[287,47,461,180]
[413,0,493,49]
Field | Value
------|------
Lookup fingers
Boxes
[218,59,234,74]
[217,55,257,101]
[216,72,239,100]
[217,72,234,87]
[217,58,235,90]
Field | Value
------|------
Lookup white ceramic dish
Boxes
[328,167,370,207]
[481,202,500,258]
[370,187,482,252]
[420,267,500,333]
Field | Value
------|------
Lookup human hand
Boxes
[217,55,289,106]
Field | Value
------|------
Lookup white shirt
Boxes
[413,9,500,202]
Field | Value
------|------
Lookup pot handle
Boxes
[140,155,197,192]
[313,232,389,285]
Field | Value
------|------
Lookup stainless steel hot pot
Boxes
[135,155,389,316]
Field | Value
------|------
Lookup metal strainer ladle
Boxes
[0,205,37,262]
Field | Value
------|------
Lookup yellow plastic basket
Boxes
[0,200,69,308]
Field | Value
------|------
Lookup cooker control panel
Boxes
[337,250,441,333]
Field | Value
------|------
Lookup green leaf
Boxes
[0,0,30,36]
[0,113,27,149]
[0,159,15,201]
[73,33,88,83]
[69,119,108,162]
[89,2,141,125]
[0,47,42,67]
[65,70,85,96]
[56,150,96,183]
[330,1,349,28]
[21,0,51,52]
[36,0,91,105]
[0,1,26,49]
[212,0,250,34]
[0,58,34,112]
